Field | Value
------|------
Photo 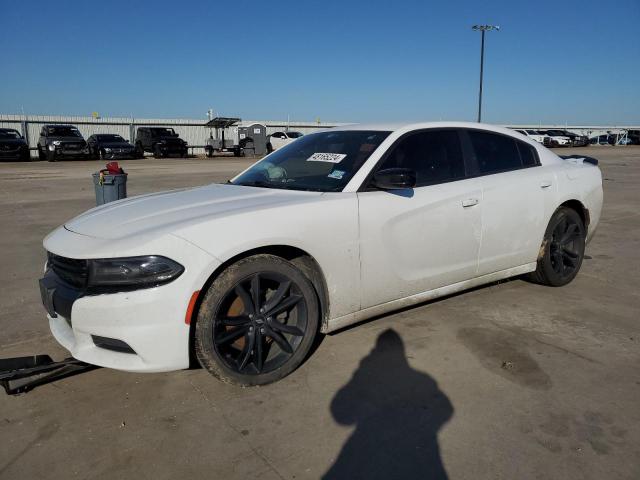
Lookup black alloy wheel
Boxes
[528,207,586,286]
[195,254,319,385]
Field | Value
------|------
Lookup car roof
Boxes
[330,121,523,137]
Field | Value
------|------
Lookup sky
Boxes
[1,0,638,125]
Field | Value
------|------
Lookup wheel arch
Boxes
[536,199,590,262]
[558,199,590,229]
[187,244,330,365]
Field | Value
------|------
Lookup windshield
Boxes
[287,131,303,138]
[47,126,82,137]
[232,130,390,192]
[97,134,125,142]
[0,129,22,139]
[151,128,176,137]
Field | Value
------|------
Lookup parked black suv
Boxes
[37,124,88,162]
[134,127,188,158]
[0,128,30,161]
[87,134,136,160]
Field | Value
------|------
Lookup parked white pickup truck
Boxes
[513,129,550,146]
[539,130,572,147]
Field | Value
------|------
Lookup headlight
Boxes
[104,148,112,152]
[48,144,56,151]
[87,255,184,291]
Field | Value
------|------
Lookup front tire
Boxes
[527,207,586,286]
[195,254,319,386]
[153,144,164,158]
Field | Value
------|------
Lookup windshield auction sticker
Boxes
[307,152,347,163]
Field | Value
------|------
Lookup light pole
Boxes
[472,24,500,122]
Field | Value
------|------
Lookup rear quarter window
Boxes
[516,141,540,167]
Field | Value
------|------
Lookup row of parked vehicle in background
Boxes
[32,124,189,162]
[512,128,590,147]
[2,123,638,162]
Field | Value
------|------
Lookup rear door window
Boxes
[467,131,522,174]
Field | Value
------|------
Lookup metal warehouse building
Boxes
[1,114,637,157]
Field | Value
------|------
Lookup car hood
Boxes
[65,183,322,240]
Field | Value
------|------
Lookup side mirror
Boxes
[371,168,416,190]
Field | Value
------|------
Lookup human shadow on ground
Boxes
[323,329,453,480]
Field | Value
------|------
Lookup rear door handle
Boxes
[462,198,479,208]
[540,181,552,188]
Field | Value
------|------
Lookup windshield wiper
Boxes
[232,180,327,192]
[234,180,277,189]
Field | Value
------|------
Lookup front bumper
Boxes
[103,150,137,159]
[40,227,221,372]
[0,147,29,160]
[53,148,89,158]
[158,144,187,153]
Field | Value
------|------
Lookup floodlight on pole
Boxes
[472,24,500,122]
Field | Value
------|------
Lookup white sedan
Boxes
[40,122,603,385]
[267,131,303,152]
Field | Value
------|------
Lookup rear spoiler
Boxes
[559,155,599,166]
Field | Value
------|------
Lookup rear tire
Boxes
[195,254,319,386]
[527,207,586,287]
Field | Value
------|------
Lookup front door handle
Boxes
[462,198,479,208]
[540,181,552,188]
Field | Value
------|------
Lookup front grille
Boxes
[63,143,84,150]
[48,252,88,289]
